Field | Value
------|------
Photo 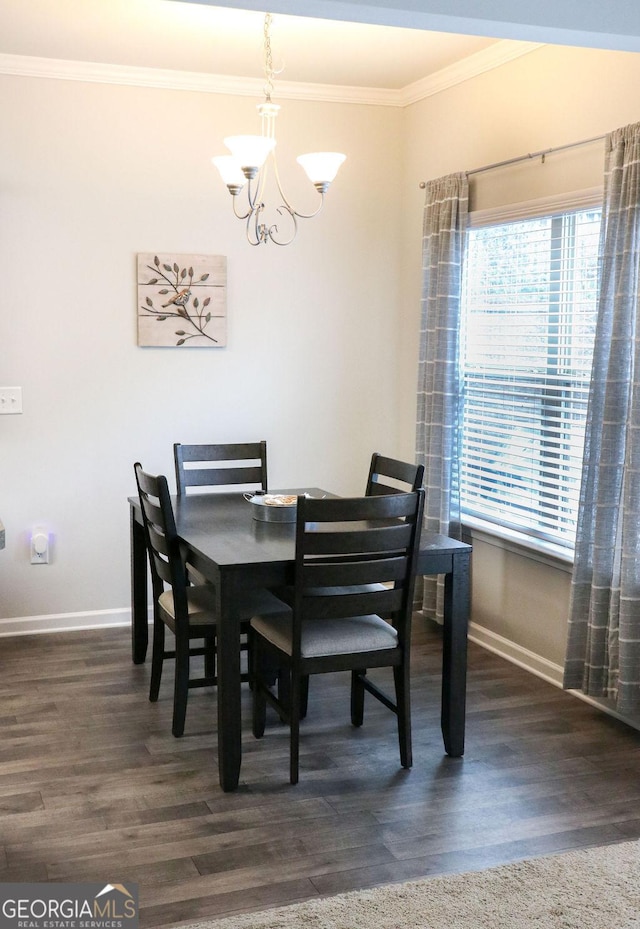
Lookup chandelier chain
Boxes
[263,13,274,102]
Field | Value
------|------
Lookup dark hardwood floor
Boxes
[1,619,640,928]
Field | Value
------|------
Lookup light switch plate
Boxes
[0,387,22,414]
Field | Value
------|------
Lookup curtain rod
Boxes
[418,132,605,188]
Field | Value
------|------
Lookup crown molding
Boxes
[0,40,543,108]
[0,53,400,106]
[400,39,543,106]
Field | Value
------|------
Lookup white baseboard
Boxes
[468,621,565,687]
[469,620,640,732]
[0,607,146,638]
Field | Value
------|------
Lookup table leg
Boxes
[216,571,243,792]
[441,549,471,757]
[130,504,148,664]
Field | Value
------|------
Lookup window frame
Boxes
[460,187,603,559]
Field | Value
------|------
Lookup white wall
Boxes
[5,38,640,700]
[400,42,640,683]
[0,71,403,630]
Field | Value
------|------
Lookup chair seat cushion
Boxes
[251,610,398,659]
[159,585,218,629]
[158,585,285,631]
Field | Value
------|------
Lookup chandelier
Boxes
[212,13,346,246]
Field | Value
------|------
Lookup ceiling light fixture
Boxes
[212,13,346,246]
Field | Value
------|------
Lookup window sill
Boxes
[462,514,574,574]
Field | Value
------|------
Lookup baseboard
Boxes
[0,607,145,638]
[468,621,565,687]
[469,620,640,732]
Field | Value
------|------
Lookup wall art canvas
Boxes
[137,253,227,347]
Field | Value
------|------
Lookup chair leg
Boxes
[251,631,267,739]
[172,635,190,738]
[277,668,290,717]
[149,615,165,703]
[350,669,366,726]
[299,674,309,720]
[262,649,279,688]
[204,632,216,683]
[393,663,412,769]
[290,670,301,785]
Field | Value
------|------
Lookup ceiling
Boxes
[0,0,521,92]
[1,0,638,97]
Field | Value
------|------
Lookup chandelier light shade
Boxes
[212,13,346,246]
[223,134,276,176]
[296,152,347,192]
[211,155,247,192]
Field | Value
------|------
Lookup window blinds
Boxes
[460,205,601,547]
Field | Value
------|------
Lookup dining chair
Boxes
[294,453,424,716]
[366,452,424,496]
[134,462,282,737]
[174,441,267,495]
[294,453,426,721]
[174,439,268,593]
[249,489,425,784]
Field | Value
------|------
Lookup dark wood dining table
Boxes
[128,487,471,791]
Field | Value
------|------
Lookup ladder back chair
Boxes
[366,452,425,496]
[174,439,267,590]
[295,453,425,720]
[134,462,218,737]
[249,489,425,784]
[134,462,283,737]
[174,441,267,495]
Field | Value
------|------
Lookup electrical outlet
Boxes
[0,387,22,414]
[30,530,49,564]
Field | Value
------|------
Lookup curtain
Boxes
[564,121,640,714]
[415,173,468,619]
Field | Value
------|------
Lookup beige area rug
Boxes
[177,840,640,929]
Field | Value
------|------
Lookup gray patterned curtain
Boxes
[564,122,640,713]
[415,173,468,619]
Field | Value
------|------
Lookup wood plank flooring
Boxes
[1,619,640,928]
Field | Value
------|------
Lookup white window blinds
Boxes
[460,200,601,548]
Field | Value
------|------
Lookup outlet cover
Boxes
[30,530,49,564]
[0,387,22,414]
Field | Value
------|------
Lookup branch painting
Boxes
[137,253,227,347]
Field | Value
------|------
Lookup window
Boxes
[460,203,601,549]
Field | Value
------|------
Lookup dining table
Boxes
[128,487,472,792]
